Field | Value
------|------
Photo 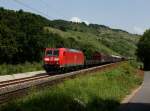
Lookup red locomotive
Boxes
[43,48,122,73]
[43,48,85,72]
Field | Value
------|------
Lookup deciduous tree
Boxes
[137,29,150,70]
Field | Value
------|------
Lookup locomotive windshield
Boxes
[53,50,59,56]
[46,50,53,56]
[46,50,59,56]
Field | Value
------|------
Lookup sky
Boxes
[0,0,150,34]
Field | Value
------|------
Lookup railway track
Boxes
[0,62,121,104]
[0,74,49,88]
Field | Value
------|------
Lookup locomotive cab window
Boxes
[46,50,59,56]
[46,50,53,56]
[53,50,59,56]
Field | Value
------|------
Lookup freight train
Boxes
[43,48,123,73]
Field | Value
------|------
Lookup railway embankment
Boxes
[0,62,143,111]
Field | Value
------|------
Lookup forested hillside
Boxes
[0,8,140,64]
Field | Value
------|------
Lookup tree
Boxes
[137,29,150,70]
[0,8,51,64]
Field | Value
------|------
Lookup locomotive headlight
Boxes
[54,58,59,61]
[44,57,50,61]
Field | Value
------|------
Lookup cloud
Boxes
[70,17,89,25]
[133,26,145,35]
[70,17,81,23]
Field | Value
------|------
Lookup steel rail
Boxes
[0,74,49,88]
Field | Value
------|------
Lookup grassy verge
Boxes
[0,62,143,111]
[0,62,43,75]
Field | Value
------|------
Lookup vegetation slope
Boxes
[0,7,140,65]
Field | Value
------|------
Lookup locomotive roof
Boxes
[111,55,122,58]
[45,48,82,53]
[67,48,81,53]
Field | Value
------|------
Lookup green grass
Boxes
[0,62,142,111]
[45,27,139,57]
[0,62,43,75]
[45,27,118,55]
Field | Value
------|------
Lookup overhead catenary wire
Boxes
[13,0,53,19]
[40,0,65,19]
